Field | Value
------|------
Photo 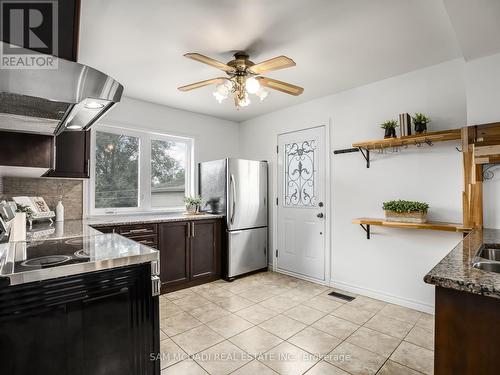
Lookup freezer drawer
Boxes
[227,227,268,278]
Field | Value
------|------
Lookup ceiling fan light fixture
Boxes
[245,76,260,94]
[256,86,269,101]
[238,92,251,107]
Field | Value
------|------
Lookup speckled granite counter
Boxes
[86,212,225,227]
[424,229,500,299]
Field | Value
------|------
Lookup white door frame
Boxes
[273,122,332,286]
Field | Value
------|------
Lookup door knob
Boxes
[317,213,324,218]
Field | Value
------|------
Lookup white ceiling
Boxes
[78,0,500,122]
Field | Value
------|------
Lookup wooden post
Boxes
[462,126,483,229]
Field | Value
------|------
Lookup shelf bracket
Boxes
[359,148,370,168]
[359,224,370,239]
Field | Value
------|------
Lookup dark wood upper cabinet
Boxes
[0,131,53,169]
[44,130,90,178]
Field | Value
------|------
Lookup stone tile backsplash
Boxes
[0,177,83,219]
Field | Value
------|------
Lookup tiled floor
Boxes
[159,271,434,375]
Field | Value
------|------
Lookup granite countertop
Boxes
[424,229,500,299]
[0,212,224,287]
[86,212,225,227]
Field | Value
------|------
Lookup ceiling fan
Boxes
[178,52,304,109]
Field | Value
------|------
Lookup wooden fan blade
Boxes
[257,77,304,96]
[248,55,296,74]
[184,53,236,73]
[178,77,228,91]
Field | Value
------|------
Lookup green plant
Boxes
[183,195,205,208]
[382,200,429,213]
[413,113,431,124]
[380,120,398,129]
[15,204,34,219]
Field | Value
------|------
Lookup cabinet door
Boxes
[159,221,190,287]
[190,220,221,281]
[45,130,90,178]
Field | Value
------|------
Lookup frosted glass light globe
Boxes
[245,77,260,94]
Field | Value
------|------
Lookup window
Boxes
[90,125,193,214]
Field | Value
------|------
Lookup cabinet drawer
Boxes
[128,234,158,249]
[118,224,157,237]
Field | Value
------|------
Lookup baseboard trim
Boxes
[277,268,328,286]
[330,279,435,314]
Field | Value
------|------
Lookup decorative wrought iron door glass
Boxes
[284,140,317,206]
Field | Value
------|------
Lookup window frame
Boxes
[89,124,194,216]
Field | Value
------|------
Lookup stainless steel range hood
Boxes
[0,42,124,135]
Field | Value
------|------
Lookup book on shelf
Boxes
[399,113,411,137]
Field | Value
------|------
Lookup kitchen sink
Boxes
[472,244,500,273]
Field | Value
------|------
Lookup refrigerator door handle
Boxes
[230,173,236,225]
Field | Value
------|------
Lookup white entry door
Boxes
[277,126,327,281]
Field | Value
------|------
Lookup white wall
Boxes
[465,53,500,229]
[239,59,467,313]
[99,96,240,185]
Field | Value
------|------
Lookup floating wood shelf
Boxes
[473,144,500,165]
[353,129,462,150]
[352,218,471,239]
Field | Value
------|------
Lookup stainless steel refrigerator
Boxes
[199,158,268,279]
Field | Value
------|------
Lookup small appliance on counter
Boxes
[199,158,268,280]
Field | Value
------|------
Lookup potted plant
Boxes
[183,195,205,214]
[381,120,398,138]
[382,200,429,223]
[413,113,430,134]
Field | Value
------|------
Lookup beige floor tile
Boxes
[172,294,212,310]
[288,326,342,356]
[347,296,386,313]
[190,302,231,323]
[304,296,344,313]
[264,283,294,296]
[294,283,329,296]
[326,342,386,375]
[230,326,283,356]
[416,313,434,332]
[161,312,202,336]
[379,304,422,324]
[231,360,277,374]
[258,295,301,313]
[305,360,350,374]
[283,305,327,325]
[206,314,254,338]
[347,327,401,357]
[197,287,233,303]
[364,314,413,339]
[312,314,360,340]
[164,288,196,301]
[405,325,434,351]
[160,329,168,341]
[377,360,422,375]
[195,340,252,375]
[238,286,277,303]
[331,304,377,325]
[161,359,208,374]
[171,325,224,355]
[159,338,188,369]
[283,289,316,303]
[235,304,278,325]
[215,294,254,312]
[391,341,434,375]
[160,299,183,319]
[259,314,307,340]
[261,342,319,375]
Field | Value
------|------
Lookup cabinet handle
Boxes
[187,222,190,238]
[191,222,195,237]
[122,228,152,235]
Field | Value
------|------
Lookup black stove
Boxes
[13,237,91,272]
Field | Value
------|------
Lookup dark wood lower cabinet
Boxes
[158,221,190,289]
[159,219,222,293]
[92,218,223,293]
[435,286,500,375]
[0,264,159,375]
